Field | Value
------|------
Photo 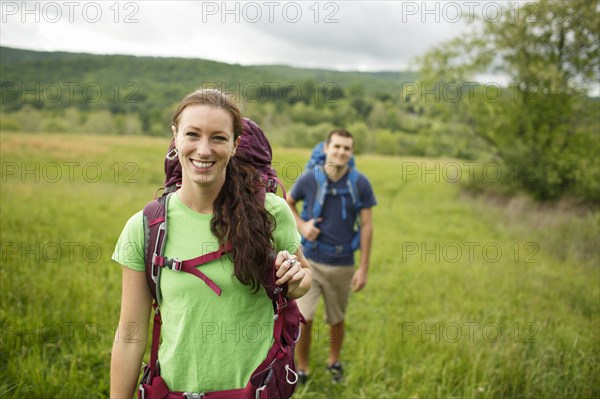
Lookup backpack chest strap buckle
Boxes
[183,393,205,399]
[152,254,183,272]
[165,257,182,272]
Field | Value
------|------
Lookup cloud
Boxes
[250,3,462,56]
[0,1,474,71]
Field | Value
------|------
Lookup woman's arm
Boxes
[110,267,152,399]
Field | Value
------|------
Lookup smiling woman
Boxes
[171,104,240,204]
[109,89,312,398]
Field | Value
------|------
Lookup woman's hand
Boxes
[274,249,312,299]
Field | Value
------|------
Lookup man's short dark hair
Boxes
[326,129,354,146]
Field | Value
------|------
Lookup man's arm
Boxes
[286,194,321,241]
[352,207,373,292]
[285,194,303,228]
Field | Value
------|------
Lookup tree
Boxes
[81,111,116,135]
[418,0,599,201]
[14,105,42,132]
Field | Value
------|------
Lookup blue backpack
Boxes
[301,142,362,254]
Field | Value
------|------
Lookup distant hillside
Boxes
[0,46,417,114]
[1,47,442,158]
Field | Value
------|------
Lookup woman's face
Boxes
[173,104,238,189]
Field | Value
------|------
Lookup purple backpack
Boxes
[138,118,302,399]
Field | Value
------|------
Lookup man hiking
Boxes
[286,128,376,384]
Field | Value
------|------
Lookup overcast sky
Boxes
[0,0,491,71]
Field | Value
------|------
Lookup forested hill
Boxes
[0,46,417,114]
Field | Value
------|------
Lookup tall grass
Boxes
[1,132,598,398]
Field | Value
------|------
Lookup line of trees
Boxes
[1,0,598,202]
[417,0,599,202]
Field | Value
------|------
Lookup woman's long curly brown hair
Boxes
[172,89,275,292]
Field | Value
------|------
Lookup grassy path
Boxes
[1,133,598,398]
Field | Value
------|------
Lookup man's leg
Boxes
[295,260,323,379]
[296,320,313,372]
[321,265,354,382]
[328,320,344,366]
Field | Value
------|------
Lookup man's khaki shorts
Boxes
[296,260,355,325]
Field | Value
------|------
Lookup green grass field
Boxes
[1,132,598,398]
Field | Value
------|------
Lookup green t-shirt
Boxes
[112,192,300,392]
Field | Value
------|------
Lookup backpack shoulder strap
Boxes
[311,166,328,222]
[143,194,170,304]
[268,175,287,200]
[141,194,170,382]
[346,167,363,212]
[347,168,363,251]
